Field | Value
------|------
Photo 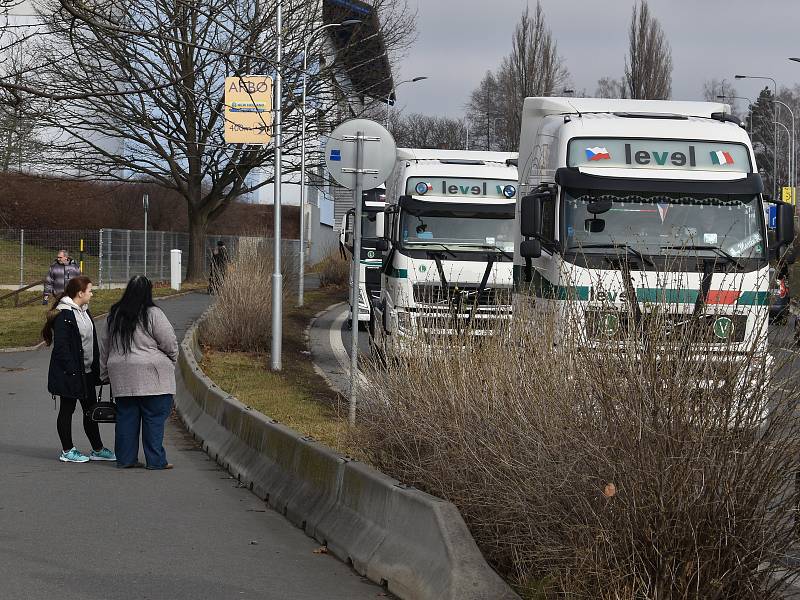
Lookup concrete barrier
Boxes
[176,319,519,600]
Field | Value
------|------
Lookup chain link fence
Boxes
[0,228,299,288]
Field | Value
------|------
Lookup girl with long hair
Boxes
[100,276,178,469]
[43,276,116,463]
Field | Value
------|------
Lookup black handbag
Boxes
[85,385,117,423]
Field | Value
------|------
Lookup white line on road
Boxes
[330,307,351,376]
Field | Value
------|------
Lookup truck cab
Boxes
[373,148,519,355]
[514,97,795,364]
[341,186,386,328]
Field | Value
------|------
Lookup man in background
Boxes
[43,250,82,305]
[208,240,229,294]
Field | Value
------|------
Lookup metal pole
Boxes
[774,82,778,200]
[299,42,309,308]
[19,229,23,288]
[298,21,354,307]
[98,228,103,288]
[775,121,790,197]
[774,100,796,200]
[125,229,130,281]
[271,0,283,371]
[160,230,165,281]
[107,231,112,288]
[143,193,149,278]
[349,131,365,426]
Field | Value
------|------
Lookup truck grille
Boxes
[413,283,511,307]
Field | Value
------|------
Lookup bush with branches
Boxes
[358,279,800,598]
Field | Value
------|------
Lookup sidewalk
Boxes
[0,293,381,600]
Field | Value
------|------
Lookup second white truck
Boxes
[372,148,519,354]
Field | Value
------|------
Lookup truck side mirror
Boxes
[776,202,795,249]
[520,239,541,258]
[374,212,385,239]
[520,194,542,238]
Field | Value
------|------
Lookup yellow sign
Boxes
[224,76,273,144]
[782,186,796,205]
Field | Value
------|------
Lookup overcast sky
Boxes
[392,0,800,118]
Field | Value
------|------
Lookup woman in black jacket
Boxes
[42,276,115,463]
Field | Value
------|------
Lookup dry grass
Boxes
[357,290,800,598]
[201,239,297,352]
[315,250,349,288]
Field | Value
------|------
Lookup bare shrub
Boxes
[200,239,297,352]
[316,251,349,288]
[358,273,800,598]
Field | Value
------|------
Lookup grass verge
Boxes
[0,285,202,349]
[199,285,351,453]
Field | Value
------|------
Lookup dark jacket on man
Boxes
[47,308,100,399]
[44,259,82,297]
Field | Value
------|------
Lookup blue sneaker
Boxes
[89,448,116,461]
[59,448,89,463]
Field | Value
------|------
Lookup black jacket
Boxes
[47,308,100,399]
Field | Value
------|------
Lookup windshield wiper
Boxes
[567,243,656,268]
[457,244,513,261]
[419,243,457,258]
[659,245,744,270]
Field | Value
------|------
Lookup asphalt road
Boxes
[0,292,383,600]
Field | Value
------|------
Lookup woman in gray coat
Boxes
[100,276,178,469]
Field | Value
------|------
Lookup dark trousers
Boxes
[57,373,103,452]
[115,394,173,468]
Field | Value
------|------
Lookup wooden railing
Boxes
[0,279,45,307]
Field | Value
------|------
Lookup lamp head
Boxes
[734,75,746,79]
[340,19,361,27]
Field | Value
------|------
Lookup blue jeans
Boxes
[115,394,173,468]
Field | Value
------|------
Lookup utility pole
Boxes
[143,193,149,278]
[271,0,283,371]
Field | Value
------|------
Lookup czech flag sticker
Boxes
[585,147,611,161]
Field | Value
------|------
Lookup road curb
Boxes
[175,314,519,600]
[306,301,348,397]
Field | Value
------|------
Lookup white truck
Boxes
[340,186,386,328]
[514,97,795,362]
[372,148,519,354]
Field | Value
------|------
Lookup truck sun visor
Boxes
[399,195,515,219]
[555,167,763,196]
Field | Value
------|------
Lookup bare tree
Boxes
[465,71,504,151]
[496,2,568,149]
[624,0,672,100]
[24,0,414,280]
[390,112,467,150]
[595,76,626,99]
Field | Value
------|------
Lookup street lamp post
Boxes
[735,74,778,198]
[385,76,429,128]
[271,0,283,371]
[773,100,795,202]
[775,121,790,196]
[298,19,361,308]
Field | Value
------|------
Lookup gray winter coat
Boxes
[100,306,178,397]
[44,260,82,296]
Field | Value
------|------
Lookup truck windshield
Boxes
[563,189,766,260]
[400,205,515,252]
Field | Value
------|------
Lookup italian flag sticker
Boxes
[710,150,734,165]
